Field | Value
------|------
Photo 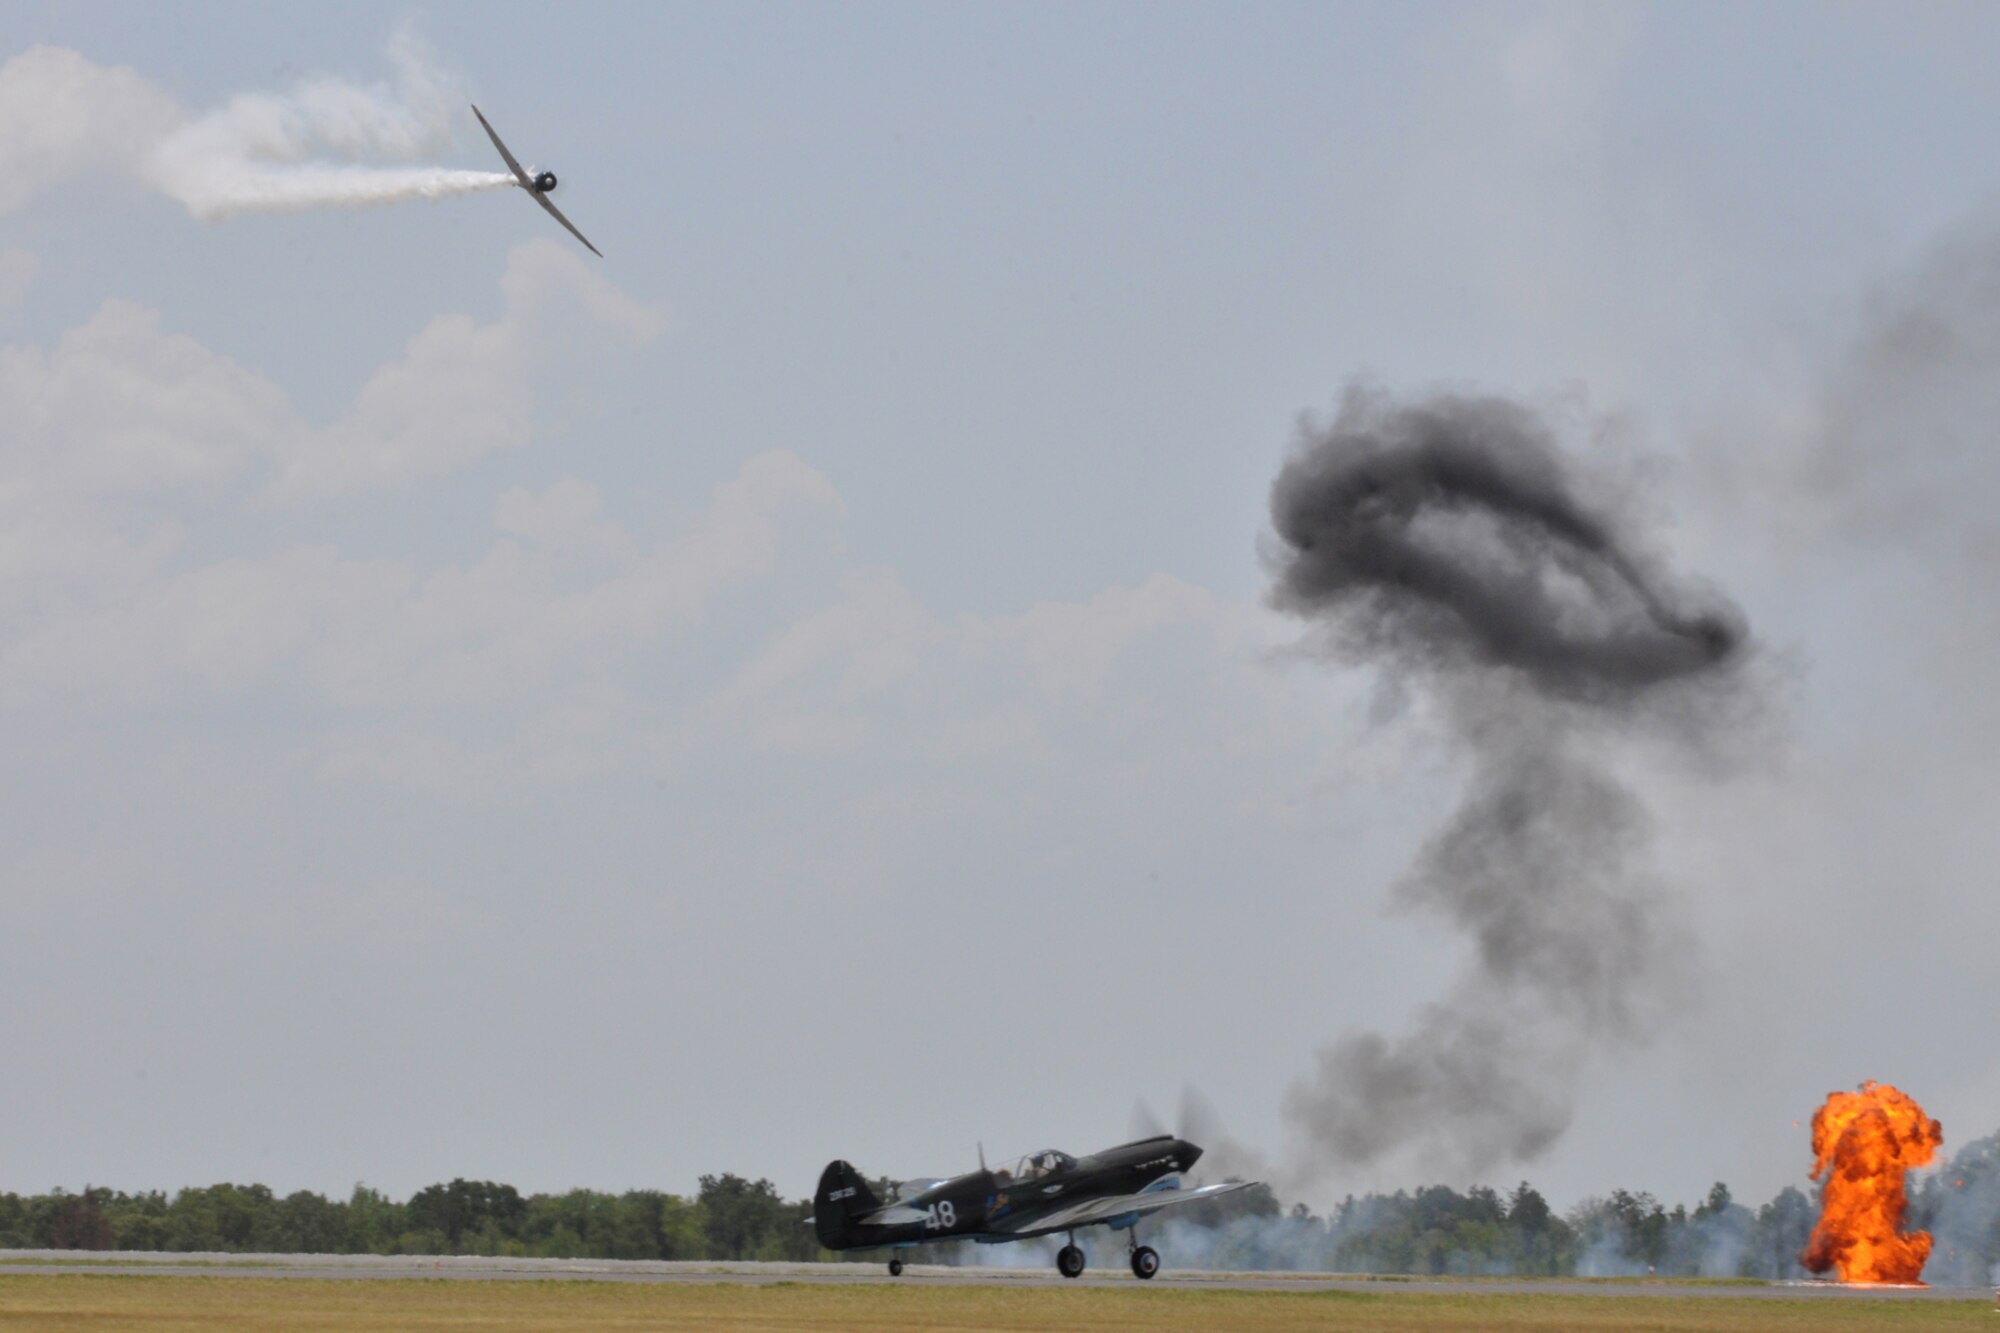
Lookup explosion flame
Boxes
[1801,1081,1942,1284]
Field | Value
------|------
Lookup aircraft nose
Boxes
[1176,1140,1203,1173]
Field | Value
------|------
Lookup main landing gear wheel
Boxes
[887,1258,903,1276]
[1057,1243,1086,1279]
[1130,1245,1160,1279]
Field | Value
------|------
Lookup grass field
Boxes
[0,1275,1993,1332]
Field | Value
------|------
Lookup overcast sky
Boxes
[5,0,2000,1214]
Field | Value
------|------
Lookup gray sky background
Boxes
[5,0,1999,1213]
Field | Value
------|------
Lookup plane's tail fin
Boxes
[812,1160,880,1250]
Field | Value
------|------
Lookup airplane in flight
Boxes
[810,1134,1254,1279]
[471,104,602,258]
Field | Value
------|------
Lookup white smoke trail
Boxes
[153,159,513,221]
[144,26,511,220]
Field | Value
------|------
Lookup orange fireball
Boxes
[1801,1081,1942,1284]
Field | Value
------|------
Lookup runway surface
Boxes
[2,1251,1992,1301]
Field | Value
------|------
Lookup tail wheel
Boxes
[1130,1245,1159,1279]
[887,1258,903,1276]
[1057,1244,1085,1279]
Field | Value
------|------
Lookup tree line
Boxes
[5,1129,1996,1281]
[0,1175,819,1262]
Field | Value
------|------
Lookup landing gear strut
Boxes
[1056,1231,1085,1279]
[887,1257,903,1276]
[1127,1224,1160,1280]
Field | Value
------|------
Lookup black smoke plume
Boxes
[1269,386,1752,1181]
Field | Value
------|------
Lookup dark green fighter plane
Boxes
[810,1134,1253,1278]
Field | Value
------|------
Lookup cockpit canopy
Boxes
[991,1149,1075,1186]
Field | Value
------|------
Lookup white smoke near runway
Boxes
[144,28,510,220]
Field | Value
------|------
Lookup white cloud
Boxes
[725,567,929,710]
[711,552,1347,795]
[177,24,462,169]
[973,574,1227,701]
[0,45,182,215]
[0,244,658,549]
[0,248,35,310]
[1393,6,1733,408]
[0,296,291,634]
[0,243,661,708]
[0,448,840,717]
[1,298,291,496]
[0,245,1356,811]
[0,37,533,224]
[300,451,841,716]
[276,241,660,498]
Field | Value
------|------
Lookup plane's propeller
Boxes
[1136,1088,1256,1184]
[1130,1085,1231,1173]
[1179,1085,1229,1151]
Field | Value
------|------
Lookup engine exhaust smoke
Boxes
[143,29,511,221]
[151,160,513,221]
[1267,385,1754,1182]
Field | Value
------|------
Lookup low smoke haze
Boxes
[4,2,1999,1232]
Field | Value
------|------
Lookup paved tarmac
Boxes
[2,1251,1993,1301]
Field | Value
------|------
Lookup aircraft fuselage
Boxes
[818,1134,1200,1250]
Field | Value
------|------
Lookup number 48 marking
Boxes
[924,1201,956,1230]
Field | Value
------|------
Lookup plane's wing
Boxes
[470,105,532,188]
[470,104,603,258]
[529,190,603,258]
[989,1180,1256,1235]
